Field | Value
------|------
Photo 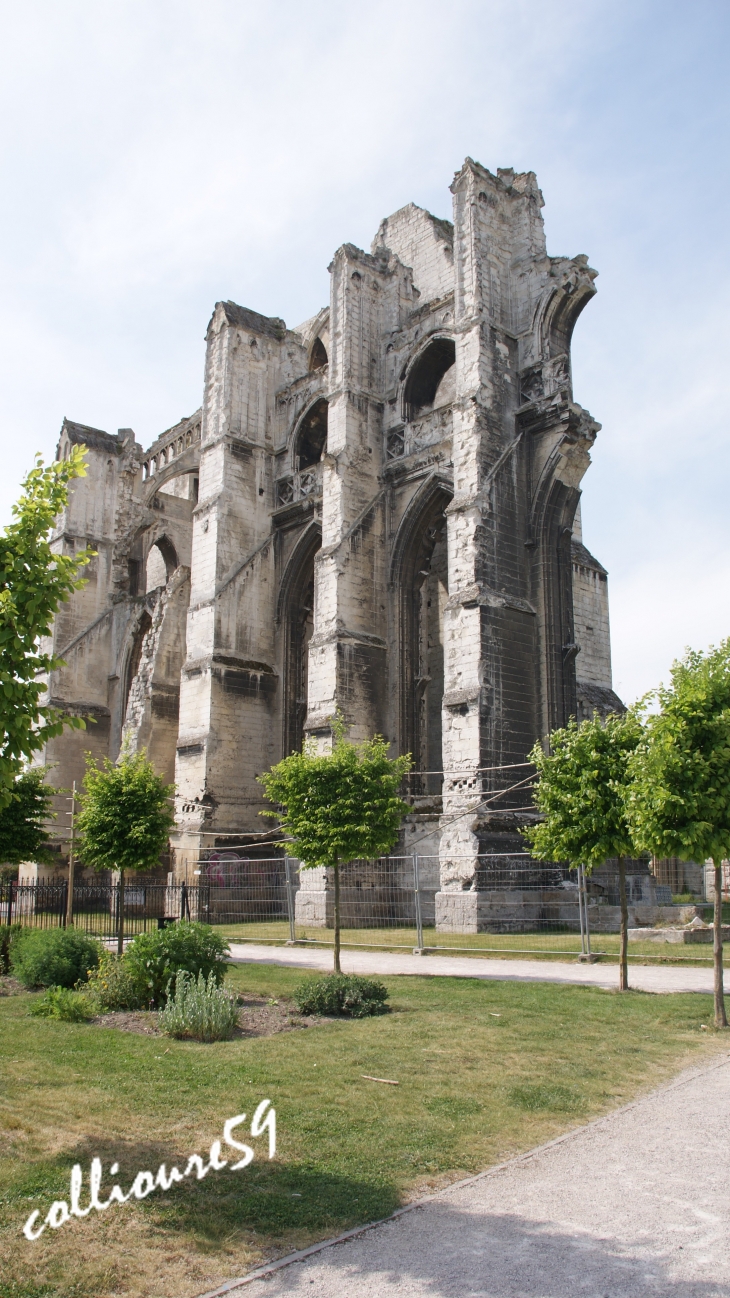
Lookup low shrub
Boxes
[10,928,101,989]
[292,974,389,1018]
[29,986,93,1022]
[158,969,239,1042]
[81,949,145,1011]
[0,922,23,974]
[124,921,230,1007]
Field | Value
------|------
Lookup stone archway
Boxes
[279,526,322,756]
[392,482,452,780]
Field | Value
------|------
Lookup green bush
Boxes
[158,970,239,1042]
[29,986,93,1022]
[0,922,24,974]
[81,949,145,1011]
[10,928,100,989]
[124,921,229,1007]
[292,973,389,1018]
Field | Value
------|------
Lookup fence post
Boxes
[577,866,586,955]
[284,858,296,943]
[180,881,190,921]
[61,881,68,928]
[413,854,424,954]
[7,881,13,928]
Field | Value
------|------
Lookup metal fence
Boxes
[1,851,708,961]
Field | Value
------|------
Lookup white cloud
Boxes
[0,0,727,705]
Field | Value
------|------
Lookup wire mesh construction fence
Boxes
[1,852,710,962]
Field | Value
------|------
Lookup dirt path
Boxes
[227,941,727,994]
[202,1053,730,1297]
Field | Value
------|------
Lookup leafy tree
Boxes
[259,725,411,971]
[626,642,730,1028]
[77,749,174,954]
[523,712,642,991]
[0,448,92,806]
[0,767,55,879]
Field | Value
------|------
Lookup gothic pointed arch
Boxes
[278,523,322,755]
[293,398,328,470]
[391,476,453,774]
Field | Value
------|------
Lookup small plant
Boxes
[124,921,229,1007]
[292,973,389,1018]
[0,922,23,974]
[10,928,100,989]
[29,986,93,1022]
[81,949,144,1012]
[158,970,240,1042]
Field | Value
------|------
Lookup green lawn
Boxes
[217,919,717,965]
[0,964,725,1298]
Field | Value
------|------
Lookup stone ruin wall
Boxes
[33,159,630,925]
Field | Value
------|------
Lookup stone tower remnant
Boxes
[39,160,621,928]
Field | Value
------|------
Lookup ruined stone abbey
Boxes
[41,159,621,925]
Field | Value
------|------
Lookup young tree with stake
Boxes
[259,723,411,973]
[76,750,174,954]
[523,711,642,991]
[626,642,730,1029]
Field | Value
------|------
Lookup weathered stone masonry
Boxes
[39,160,622,924]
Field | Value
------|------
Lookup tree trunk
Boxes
[117,868,125,957]
[333,865,341,974]
[713,860,727,1028]
[618,855,629,992]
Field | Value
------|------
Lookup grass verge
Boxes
[0,963,726,1298]
[217,920,718,965]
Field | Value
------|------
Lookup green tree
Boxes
[0,448,92,805]
[77,749,175,954]
[258,726,411,972]
[0,767,55,879]
[626,642,730,1028]
[523,711,642,991]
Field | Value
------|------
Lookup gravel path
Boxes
[227,942,726,994]
[203,1053,730,1298]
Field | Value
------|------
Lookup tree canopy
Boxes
[77,749,174,874]
[0,447,91,806]
[258,729,411,869]
[0,767,55,874]
[523,711,641,869]
[626,641,730,865]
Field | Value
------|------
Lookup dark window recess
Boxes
[193,477,199,502]
[309,337,328,371]
[127,559,141,596]
[296,399,328,469]
[222,669,277,700]
[151,687,180,721]
[176,743,203,757]
[404,338,456,421]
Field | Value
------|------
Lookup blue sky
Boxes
[0,0,727,704]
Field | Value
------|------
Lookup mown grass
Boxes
[217,919,717,965]
[0,963,726,1298]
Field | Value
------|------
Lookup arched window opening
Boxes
[309,337,328,371]
[124,610,152,716]
[404,337,456,422]
[296,399,328,470]
[395,487,452,784]
[282,531,321,756]
[145,536,178,591]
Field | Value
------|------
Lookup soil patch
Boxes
[0,975,25,996]
[90,996,320,1039]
